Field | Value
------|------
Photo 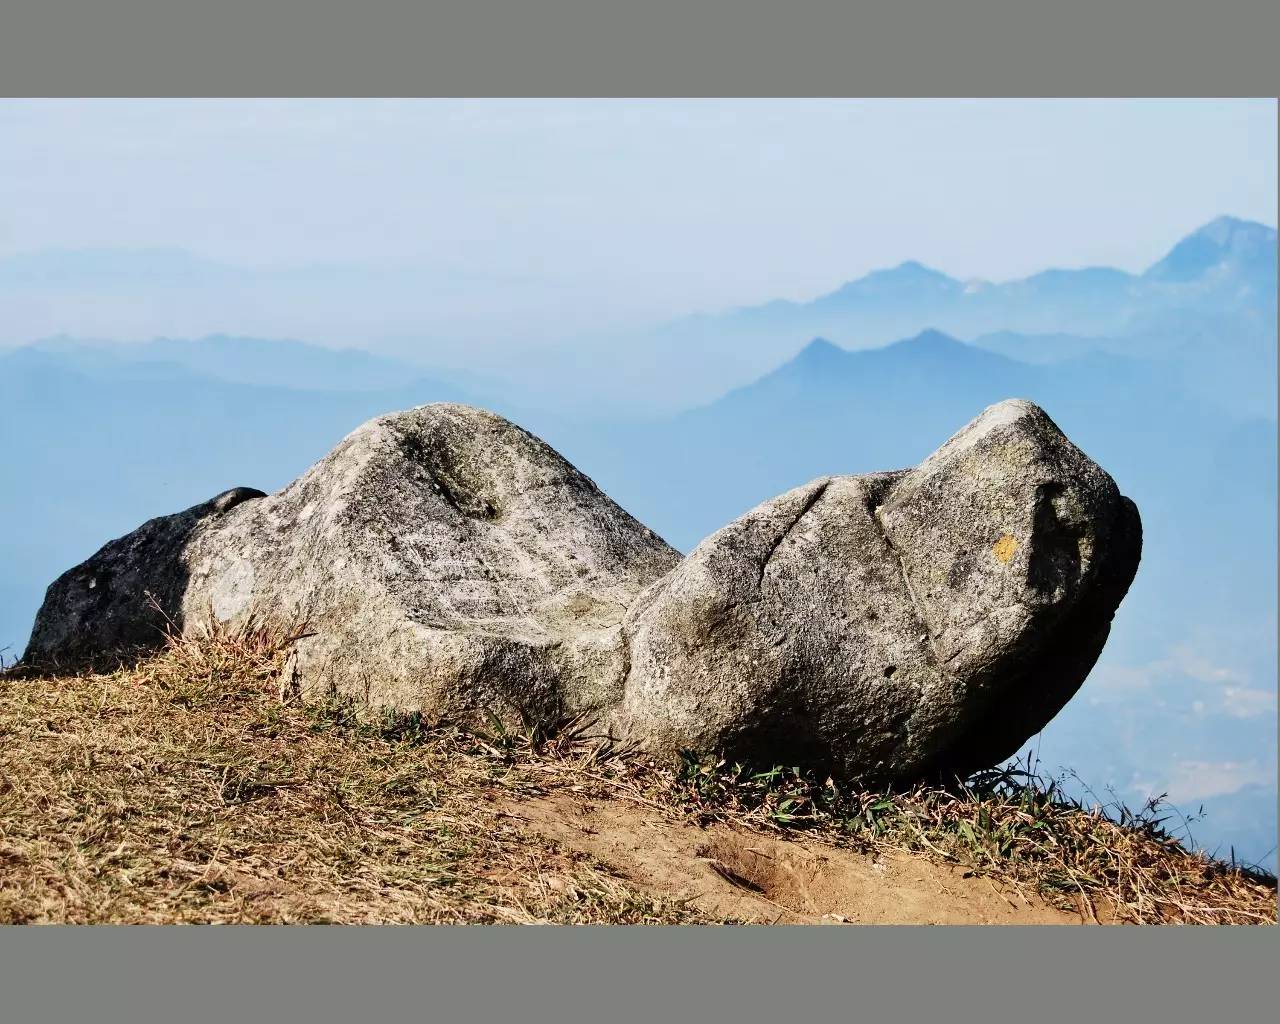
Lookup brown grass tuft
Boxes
[0,621,703,924]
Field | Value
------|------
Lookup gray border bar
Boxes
[1,926,1277,1022]
[0,2,1276,1023]
[3,0,1280,96]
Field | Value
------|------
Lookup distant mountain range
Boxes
[22,334,467,394]
[4,216,1274,417]
[682,215,1276,341]
[500,216,1276,413]
[549,329,1269,557]
[0,248,550,365]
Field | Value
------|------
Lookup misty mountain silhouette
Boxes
[26,334,456,393]
[1144,215,1278,284]
[518,216,1276,412]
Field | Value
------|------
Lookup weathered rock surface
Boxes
[612,399,1141,781]
[24,399,1140,783]
[27,404,682,725]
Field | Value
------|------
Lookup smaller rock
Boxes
[24,486,266,671]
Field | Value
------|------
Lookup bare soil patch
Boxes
[503,792,1088,925]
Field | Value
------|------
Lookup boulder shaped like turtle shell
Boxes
[24,399,1140,784]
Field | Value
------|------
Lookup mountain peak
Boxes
[1145,216,1277,282]
[817,260,959,307]
[898,328,966,352]
[794,337,844,361]
[1192,215,1276,245]
[877,259,953,283]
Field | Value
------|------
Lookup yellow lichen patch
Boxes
[992,534,1018,564]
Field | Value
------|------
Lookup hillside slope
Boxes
[1,627,1272,925]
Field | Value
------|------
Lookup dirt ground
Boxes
[500,792,1098,925]
[8,628,1268,925]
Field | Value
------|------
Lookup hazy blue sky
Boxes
[1,99,1275,330]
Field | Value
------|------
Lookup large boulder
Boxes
[611,399,1142,782]
[25,404,681,728]
[24,399,1140,783]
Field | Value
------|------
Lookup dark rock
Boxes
[24,486,265,671]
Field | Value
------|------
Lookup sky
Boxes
[1,99,1276,338]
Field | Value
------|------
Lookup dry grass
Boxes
[2,622,1274,925]
[0,622,705,925]
[657,758,1278,925]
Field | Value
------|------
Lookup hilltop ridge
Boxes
[2,627,1273,925]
